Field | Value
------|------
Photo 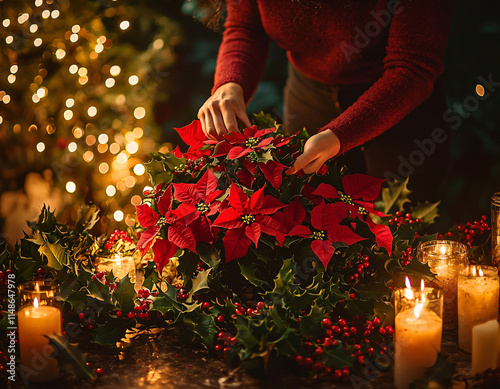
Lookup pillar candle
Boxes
[18,298,62,382]
[458,265,499,352]
[472,320,499,374]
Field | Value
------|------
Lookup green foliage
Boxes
[46,334,95,381]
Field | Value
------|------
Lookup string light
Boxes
[7,75,16,84]
[63,110,73,120]
[34,38,42,47]
[83,150,94,162]
[87,106,97,117]
[51,10,60,19]
[69,64,78,74]
[3,19,11,28]
[116,152,128,164]
[125,176,136,188]
[105,78,115,88]
[55,49,66,59]
[70,33,79,43]
[97,143,108,153]
[106,185,117,197]
[68,142,77,152]
[110,65,121,76]
[30,24,38,33]
[6,36,14,44]
[98,134,109,144]
[71,25,80,33]
[153,39,164,50]
[131,195,142,205]
[134,107,146,119]
[133,127,144,138]
[78,67,88,76]
[95,43,104,53]
[125,132,135,142]
[128,75,139,85]
[119,21,130,30]
[42,10,50,19]
[85,135,96,146]
[36,142,45,152]
[72,127,83,138]
[36,87,47,98]
[99,163,110,174]
[66,181,76,193]
[66,98,75,108]
[109,143,121,154]
[126,141,139,154]
[35,0,43,7]
[18,13,29,24]
[10,65,18,74]
[133,164,145,176]
[113,210,124,222]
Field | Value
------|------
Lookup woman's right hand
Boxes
[198,82,252,141]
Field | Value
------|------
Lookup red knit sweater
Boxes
[213,0,451,155]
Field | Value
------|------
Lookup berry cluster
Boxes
[91,271,117,292]
[439,215,490,247]
[214,331,238,357]
[173,157,208,176]
[234,301,266,318]
[293,316,392,381]
[401,247,413,266]
[105,230,135,250]
[346,255,370,283]
[389,211,421,227]
[126,288,158,320]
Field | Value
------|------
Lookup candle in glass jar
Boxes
[472,319,498,374]
[394,279,443,389]
[18,297,62,382]
[417,240,467,330]
[458,265,499,352]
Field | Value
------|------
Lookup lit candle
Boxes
[472,319,498,374]
[458,265,499,352]
[18,297,62,382]
[417,240,468,330]
[394,278,443,389]
[96,252,136,281]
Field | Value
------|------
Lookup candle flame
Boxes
[414,300,424,320]
[34,297,39,309]
[35,282,40,292]
[472,266,476,277]
[405,277,412,289]
[420,279,425,291]
[404,277,414,299]
[439,245,446,255]
[479,267,484,277]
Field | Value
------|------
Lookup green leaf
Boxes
[75,204,100,233]
[251,111,276,129]
[323,346,355,369]
[93,318,132,345]
[145,158,173,187]
[46,334,95,381]
[377,178,411,215]
[58,275,81,301]
[271,328,303,357]
[411,201,440,224]
[197,244,221,269]
[299,303,325,338]
[190,269,211,295]
[193,314,217,349]
[65,291,90,311]
[150,284,179,314]
[39,240,67,270]
[176,251,199,287]
[113,275,136,313]
[373,300,394,326]
[86,279,111,302]
[239,260,268,287]
[27,205,57,233]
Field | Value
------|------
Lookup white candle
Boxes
[472,320,498,374]
[458,266,499,352]
[394,279,443,389]
[18,297,62,382]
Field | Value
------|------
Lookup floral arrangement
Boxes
[0,114,492,384]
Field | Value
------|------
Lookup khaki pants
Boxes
[283,62,450,202]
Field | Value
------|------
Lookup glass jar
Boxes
[417,240,468,330]
[491,193,500,267]
[18,281,62,382]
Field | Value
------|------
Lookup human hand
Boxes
[198,82,252,141]
[285,130,341,175]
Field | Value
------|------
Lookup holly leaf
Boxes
[190,269,211,295]
[75,204,100,234]
[113,275,136,313]
[145,158,173,187]
[58,275,81,301]
[193,314,217,349]
[252,111,276,129]
[46,334,95,381]
[271,327,303,357]
[93,318,132,345]
[238,259,268,287]
[346,298,374,317]
[299,303,325,338]
[323,346,355,368]
[86,278,111,302]
[39,240,67,270]
[411,201,440,224]
[377,177,411,215]
[150,285,180,314]
[65,291,91,311]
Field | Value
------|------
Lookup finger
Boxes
[198,111,209,139]
[302,157,324,174]
[220,106,239,134]
[204,114,219,141]
[209,105,229,138]
[285,152,313,175]
[235,107,252,128]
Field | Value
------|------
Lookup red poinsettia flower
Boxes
[171,169,224,243]
[289,201,365,268]
[212,184,285,261]
[212,125,275,160]
[175,120,211,150]
[136,185,198,273]
[238,158,288,190]
[312,174,392,254]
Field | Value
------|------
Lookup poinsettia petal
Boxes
[223,228,252,262]
[243,125,259,138]
[168,222,197,254]
[254,127,275,138]
[256,137,274,149]
[189,215,214,244]
[172,146,183,158]
[258,160,286,190]
[249,187,265,212]
[236,168,255,189]
[152,239,178,275]
[257,215,284,239]
[243,159,257,175]
[342,174,385,202]
[245,223,261,248]
[321,202,350,230]
[171,202,198,225]
[212,208,244,229]
[212,141,233,158]
[312,183,339,199]
[311,239,335,269]
[288,224,312,238]
[136,225,160,253]
[175,120,206,149]
[136,204,159,228]
[173,183,198,204]
[195,169,219,202]
[326,225,366,246]
[157,186,173,216]
[228,146,251,160]
[228,184,250,214]
[224,131,247,144]
[366,218,393,255]
[259,195,285,215]
[273,136,292,148]
[285,197,306,224]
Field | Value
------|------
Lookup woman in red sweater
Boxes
[197,0,452,201]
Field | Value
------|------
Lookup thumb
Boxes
[286,153,313,175]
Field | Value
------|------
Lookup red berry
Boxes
[96,271,104,279]
[349,293,356,299]
[116,310,122,317]
[127,311,135,319]
[295,355,303,363]
[349,327,357,335]
[324,338,333,348]
[333,370,342,380]
[396,211,402,217]
[214,344,223,352]
[303,357,313,366]
[314,347,323,357]
[372,317,381,327]
[385,325,394,335]
[257,302,265,309]
[321,318,331,328]
[95,367,104,377]
[312,362,323,371]
[216,315,224,323]
[202,302,210,310]
[368,347,374,355]
[338,318,346,326]
[379,328,386,335]
[78,313,85,320]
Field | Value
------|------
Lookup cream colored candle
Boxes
[472,319,498,374]
[18,298,62,382]
[458,265,499,352]
[394,279,443,389]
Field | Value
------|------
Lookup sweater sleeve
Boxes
[320,0,451,155]
[212,0,270,103]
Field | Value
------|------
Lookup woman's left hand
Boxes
[285,130,341,175]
